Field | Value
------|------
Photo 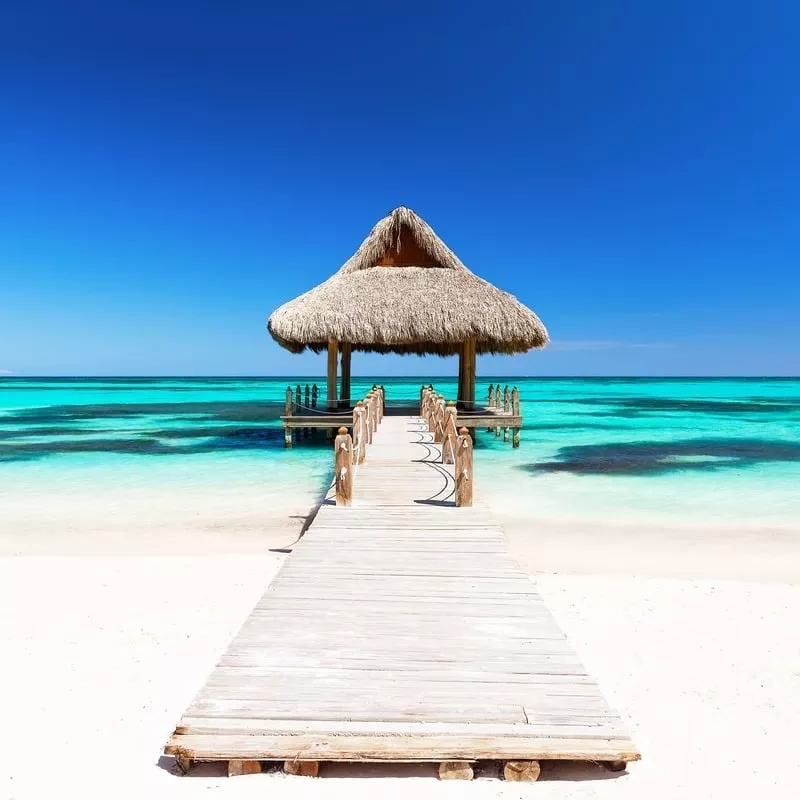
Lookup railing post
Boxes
[305,384,310,408]
[284,386,293,448]
[311,384,318,409]
[512,386,521,448]
[334,426,353,506]
[352,401,366,464]
[378,386,385,422]
[419,385,425,416]
[370,392,378,437]
[364,392,374,445]
[443,402,457,464]
[433,395,446,443]
[503,384,510,442]
[494,384,501,437]
[426,388,435,433]
[455,427,473,507]
[487,384,494,432]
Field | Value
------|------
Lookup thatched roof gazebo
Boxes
[268,207,548,408]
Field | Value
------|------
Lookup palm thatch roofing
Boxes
[267,207,549,356]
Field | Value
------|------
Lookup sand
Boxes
[2,485,800,799]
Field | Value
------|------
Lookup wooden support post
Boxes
[311,384,318,409]
[486,384,494,432]
[378,385,385,422]
[228,760,262,776]
[503,760,541,782]
[419,384,425,416]
[340,342,351,409]
[284,386,293,448]
[494,384,501,437]
[371,391,378,440]
[442,402,457,464]
[305,383,310,408]
[364,392,374,445]
[295,383,301,407]
[458,347,465,409]
[455,427,473,507]
[334,426,353,506]
[458,339,477,411]
[284,760,319,777]
[175,755,192,775]
[326,339,338,410]
[433,395,446,443]
[503,385,510,442]
[439,761,474,780]
[352,401,366,464]
[512,385,521,448]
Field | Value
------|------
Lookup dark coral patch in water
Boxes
[523,438,800,476]
[5,401,283,424]
[0,426,291,462]
[558,396,800,415]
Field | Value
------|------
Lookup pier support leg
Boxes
[503,426,509,442]
[284,760,319,777]
[504,760,541,782]
[438,761,474,780]
[175,756,192,775]
[228,760,262,776]
[284,426,292,448]
[512,427,520,448]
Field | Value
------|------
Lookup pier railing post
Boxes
[334,426,353,506]
[362,393,371,445]
[284,386,293,448]
[433,395,446,443]
[455,427,473,507]
[353,401,366,464]
[503,385,510,442]
[443,402,457,464]
[369,392,378,437]
[512,386,521,448]
[311,384,318,409]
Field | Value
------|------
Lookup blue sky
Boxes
[1,0,798,377]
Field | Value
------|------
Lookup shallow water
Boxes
[2,377,799,527]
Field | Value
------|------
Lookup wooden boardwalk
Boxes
[166,415,639,777]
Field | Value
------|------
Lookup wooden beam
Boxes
[327,339,339,410]
[340,342,352,409]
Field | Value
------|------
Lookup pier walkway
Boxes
[166,415,639,779]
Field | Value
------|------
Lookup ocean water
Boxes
[1,377,799,528]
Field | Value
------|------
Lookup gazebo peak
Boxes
[339,206,468,274]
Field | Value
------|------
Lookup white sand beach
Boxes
[3,482,800,800]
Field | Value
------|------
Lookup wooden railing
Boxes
[333,385,385,506]
[419,385,473,507]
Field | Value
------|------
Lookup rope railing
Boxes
[333,385,385,506]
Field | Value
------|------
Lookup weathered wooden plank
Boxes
[167,733,640,762]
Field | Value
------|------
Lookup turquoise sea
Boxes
[2,377,799,528]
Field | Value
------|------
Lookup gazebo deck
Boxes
[281,404,521,430]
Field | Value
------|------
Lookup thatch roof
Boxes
[267,207,549,356]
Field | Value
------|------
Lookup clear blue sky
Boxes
[1,0,798,377]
